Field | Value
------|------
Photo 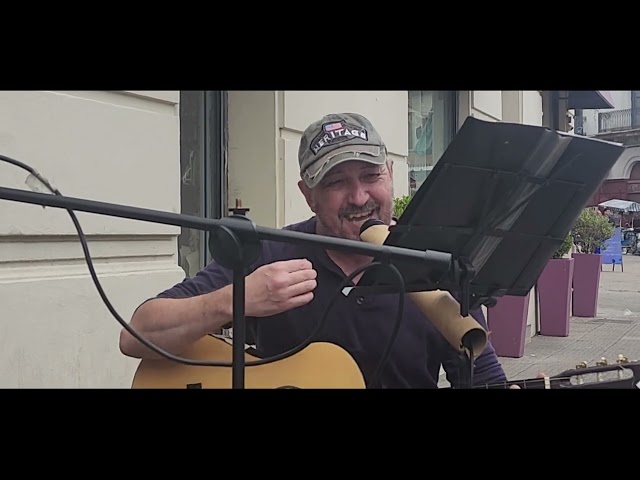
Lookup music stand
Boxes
[355,117,625,386]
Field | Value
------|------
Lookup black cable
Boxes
[0,154,406,385]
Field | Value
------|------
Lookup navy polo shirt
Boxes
[156,216,507,389]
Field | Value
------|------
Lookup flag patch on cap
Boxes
[324,122,343,132]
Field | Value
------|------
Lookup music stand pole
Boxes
[227,201,251,389]
[0,186,457,389]
[231,265,245,388]
[207,215,257,389]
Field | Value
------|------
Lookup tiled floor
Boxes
[439,254,640,389]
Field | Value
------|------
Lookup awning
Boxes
[598,198,640,212]
[568,90,615,109]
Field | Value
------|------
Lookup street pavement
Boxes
[497,254,640,383]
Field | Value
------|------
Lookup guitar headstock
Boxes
[556,354,640,389]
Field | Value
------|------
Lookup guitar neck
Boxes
[472,376,557,389]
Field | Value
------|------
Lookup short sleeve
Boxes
[157,261,234,299]
[157,249,271,343]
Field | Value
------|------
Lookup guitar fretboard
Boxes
[473,376,553,389]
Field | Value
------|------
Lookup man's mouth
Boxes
[344,209,375,224]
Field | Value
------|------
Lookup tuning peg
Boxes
[596,357,608,366]
[617,354,629,364]
[575,361,588,384]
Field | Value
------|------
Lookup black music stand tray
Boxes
[356,116,624,362]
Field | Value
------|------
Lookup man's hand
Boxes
[509,372,547,389]
[245,259,317,317]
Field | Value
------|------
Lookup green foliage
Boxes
[552,233,574,259]
[393,194,412,218]
[572,208,615,254]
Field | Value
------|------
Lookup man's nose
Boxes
[348,182,370,206]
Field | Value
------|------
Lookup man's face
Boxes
[299,160,394,241]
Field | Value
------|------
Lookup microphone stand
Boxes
[0,186,460,389]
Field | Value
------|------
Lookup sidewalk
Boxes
[499,254,640,381]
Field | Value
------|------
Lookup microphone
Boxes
[359,219,488,359]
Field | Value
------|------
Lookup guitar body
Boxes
[131,335,366,389]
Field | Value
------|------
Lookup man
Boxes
[120,112,508,389]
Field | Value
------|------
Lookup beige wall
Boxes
[226,91,280,228]
[523,91,544,126]
[608,146,640,179]
[458,90,543,126]
[472,91,504,121]
[0,91,184,387]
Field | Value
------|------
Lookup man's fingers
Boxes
[285,279,317,298]
[286,268,318,286]
[287,291,315,309]
[280,259,313,273]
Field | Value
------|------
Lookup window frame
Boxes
[407,91,458,195]
[178,91,227,275]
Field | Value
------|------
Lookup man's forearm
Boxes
[119,286,233,359]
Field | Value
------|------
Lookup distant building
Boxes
[577,91,640,206]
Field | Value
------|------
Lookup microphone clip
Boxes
[454,256,500,318]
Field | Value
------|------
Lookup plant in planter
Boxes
[570,208,615,318]
[537,232,575,337]
[573,208,615,255]
[393,194,412,219]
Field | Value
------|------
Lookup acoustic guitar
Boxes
[131,334,366,389]
[131,334,640,389]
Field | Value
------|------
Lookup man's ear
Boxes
[298,179,316,212]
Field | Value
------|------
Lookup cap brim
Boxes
[302,144,386,188]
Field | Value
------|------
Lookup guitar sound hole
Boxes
[186,383,203,389]
[276,385,300,389]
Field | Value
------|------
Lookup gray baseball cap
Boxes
[298,112,387,188]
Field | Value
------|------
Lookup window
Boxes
[407,91,457,195]
[178,91,227,278]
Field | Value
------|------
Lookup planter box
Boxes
[571,253,602,318]
[486,292,531,358]
[538,257,574,336]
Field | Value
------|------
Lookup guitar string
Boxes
[0,154,406,382]
[475,365,631,389]
[474,376,571,389]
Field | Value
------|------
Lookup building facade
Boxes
[576,91,640,206]
[0,90,608,387]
